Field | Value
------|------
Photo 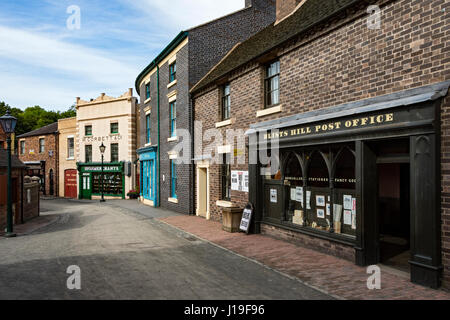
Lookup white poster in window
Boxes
[343,195,353,210]
[306,191,311,209]
[351,198,357,230]
[326,203,331,216]
[270,189,277,203]
[295,187,303,204]
[317,208,325,219]
[231,171,249,192]
[290,188,296,201]
[344,210,352,226]
[316,195,325,207]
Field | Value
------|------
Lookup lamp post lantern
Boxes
[0,110,18,237]
[99,143,106,203]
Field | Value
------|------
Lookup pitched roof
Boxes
[17,122,58,138]
[191,0,360,93]
[0,149,26,168]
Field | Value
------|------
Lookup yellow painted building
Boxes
[58,117,77,198]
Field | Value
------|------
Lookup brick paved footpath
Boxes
[159,215,450,300]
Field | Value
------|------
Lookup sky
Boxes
[0,0,245,111]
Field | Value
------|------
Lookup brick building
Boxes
[191,0,450,289]
[0,149,40,231]
[135,0,276,214]
[17,123,59,196]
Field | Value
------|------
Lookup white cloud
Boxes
[125,0,245,30]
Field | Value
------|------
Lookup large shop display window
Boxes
[92,173,123,195]
[265,143,357,238]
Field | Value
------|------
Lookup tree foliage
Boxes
[0,101,76,136]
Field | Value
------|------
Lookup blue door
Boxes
[139,148,158,206]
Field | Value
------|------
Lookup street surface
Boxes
[0,199,331,300]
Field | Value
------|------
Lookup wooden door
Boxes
[64,170,77,199]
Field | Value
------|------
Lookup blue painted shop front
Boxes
[138,147,158,207]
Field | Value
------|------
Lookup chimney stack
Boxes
[276,0,305,24]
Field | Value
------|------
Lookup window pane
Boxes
[111,144,119,162]
[85,145,92,163]
[68,138,74,158]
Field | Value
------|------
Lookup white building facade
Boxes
[75,89,138,200]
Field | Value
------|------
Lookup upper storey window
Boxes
[169,62,176,83]
[264,60,280,108]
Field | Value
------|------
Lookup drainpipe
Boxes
[157,66,161,207]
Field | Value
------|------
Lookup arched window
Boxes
[283,152,303,186]
[334,147,356,189]
[307,151,329,188]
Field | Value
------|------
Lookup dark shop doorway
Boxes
[373,138,411,273]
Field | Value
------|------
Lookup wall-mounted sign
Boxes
[82,135,123,143]
[263,113,395,140]
[231,171,249,192]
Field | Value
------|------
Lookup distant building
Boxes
[0,149,40,231]
[58,117,77,198]
[17,122,59,196]
[75,90,138,200]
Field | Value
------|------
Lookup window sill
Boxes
[168,197,178,204]
[144,97,151,104]
[144,142,152,147]
[167,80,177,89]
[216,200,234,208]
[167,136,178,142]
[256,104,282,118]
[215,118,235,128]
[67,157,75,161]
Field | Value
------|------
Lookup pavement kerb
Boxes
[155,218,344,300]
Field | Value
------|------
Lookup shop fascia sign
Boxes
[263,113,395,140]
[81,165,122,173]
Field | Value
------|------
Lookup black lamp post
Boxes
[99,143,106,203]
[0,110,18,237]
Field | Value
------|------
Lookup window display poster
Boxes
[316,195,325,207]
[295,187,303,204]
[231,171,249,192]
[326,203,331,216]
[270,189,277,203]
[343,195,353,210]
[317,208,325,219]
[351,198,357,230]
[290,188,296,201]
[344,210,352,225]
[306,191,311,209]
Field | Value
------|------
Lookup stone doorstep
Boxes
[158,215,450,300]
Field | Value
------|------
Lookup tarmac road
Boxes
[0,199,332,300]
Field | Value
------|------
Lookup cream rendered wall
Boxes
[58,117,77,197]
[76,90,138,198]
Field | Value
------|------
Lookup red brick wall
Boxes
[18,133,58,196]
[194,0,450,286]
[0,168,23,231]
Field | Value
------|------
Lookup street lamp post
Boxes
[0,110,18,238]
[99,143,106,203]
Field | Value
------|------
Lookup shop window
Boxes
[85,145,92,163]
[111,143,119,162]
[261,150,281,180]
[221,84,231,120]
[221,154,231,201]
[334,147,356,189]
[39,138,45,153]
[169,62,176,83]
[283,152,303,186]
[92,173,122,195]
[307,151,329,188]
[264,60,280,108]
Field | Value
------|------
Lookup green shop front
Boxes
[247,82,450,289]
[77,162,126,200]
